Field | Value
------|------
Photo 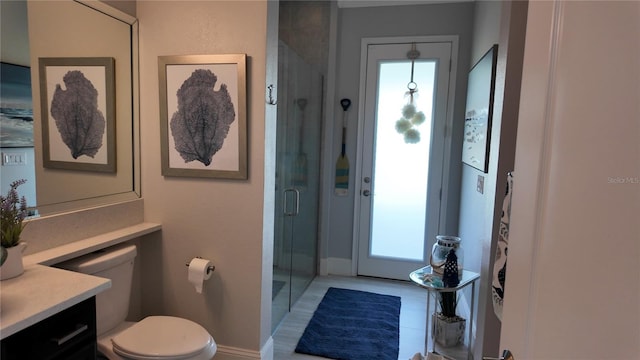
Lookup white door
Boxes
[355,37,457,280]
[499,1,640,359]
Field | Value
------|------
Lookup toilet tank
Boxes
[55,243,137,336]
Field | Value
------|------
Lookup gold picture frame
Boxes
[158,54,247,179]
[39,57,116,172]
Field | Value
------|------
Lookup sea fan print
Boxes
[170,69,235,166]
[50,70,105,159]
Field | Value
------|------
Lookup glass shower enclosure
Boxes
[271,41,323,332]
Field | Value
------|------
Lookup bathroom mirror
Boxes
[26,0,139,216]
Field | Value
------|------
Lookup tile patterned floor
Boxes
[272,275,429,360]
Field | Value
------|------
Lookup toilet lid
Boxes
[112,316,213,359]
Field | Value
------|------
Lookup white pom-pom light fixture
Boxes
[395,43,426,144]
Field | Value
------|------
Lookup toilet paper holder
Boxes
[185,258,215,274]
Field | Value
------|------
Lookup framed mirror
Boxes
[0,0,140,217]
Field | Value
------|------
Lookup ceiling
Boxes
[337,0,473,8]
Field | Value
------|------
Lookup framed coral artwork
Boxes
[38,57,116,172]
[159,54,247,179]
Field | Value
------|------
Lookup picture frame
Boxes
[0,62,34,148]
[159,54,247,179]
[462,44,498,173]
[39,57,116,172]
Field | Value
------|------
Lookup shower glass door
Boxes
[272,41,322,332]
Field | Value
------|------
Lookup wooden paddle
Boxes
[293,98,308,188]
[335,98,351,196]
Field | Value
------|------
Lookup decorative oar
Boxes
[293,98,308,188]
[335,98,351,196]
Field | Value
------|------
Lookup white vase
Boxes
[431,235,463,281]
[0,242,27,280]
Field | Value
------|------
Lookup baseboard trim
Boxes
[326,257,353,276]
[319,258,328,275]
[215,337,273,360]
[261,337,274,360]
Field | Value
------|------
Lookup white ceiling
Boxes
[337,0,474,8]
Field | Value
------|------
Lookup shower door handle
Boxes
[283,188,300,216]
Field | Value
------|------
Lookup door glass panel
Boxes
[272,41,321,332]
[370,61,436,260]
[357,40,452,280]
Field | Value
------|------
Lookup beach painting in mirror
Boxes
[0,62,34,148]
[159,54,247,180]
[38,57,116,172]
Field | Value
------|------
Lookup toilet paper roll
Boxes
[188,258,213,294]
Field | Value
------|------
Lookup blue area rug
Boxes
[295,287,401,360]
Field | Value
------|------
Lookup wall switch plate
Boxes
[2,152,27,166]
[477,175,484,194]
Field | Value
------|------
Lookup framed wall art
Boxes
[159,54,247,179]
[462,44,498,173]
[38,57,116,172]
[0,62,34,148]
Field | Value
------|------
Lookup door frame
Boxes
[351,35,460,276]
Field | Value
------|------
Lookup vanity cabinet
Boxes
[0,264,109,360]
[0,297,97,360]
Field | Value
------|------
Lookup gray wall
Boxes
[458,1,528,358]
[327,1,475,263]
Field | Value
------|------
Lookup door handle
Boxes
[483,350,514,360]
[283,188,300,216]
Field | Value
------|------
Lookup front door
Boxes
[356,37,457,280]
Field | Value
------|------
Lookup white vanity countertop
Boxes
[0,264,110,340]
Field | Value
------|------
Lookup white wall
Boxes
[501,1,640,357]
[328,1,474,269]
[137,1,271,358]
[457,0,503,357]
[0,148,36,208]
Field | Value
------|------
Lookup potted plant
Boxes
[433,291,466,347]
[0,179,29,280]
[433,249,466,347]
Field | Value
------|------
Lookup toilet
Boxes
[56,243,217,360]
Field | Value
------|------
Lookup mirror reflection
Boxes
[0,0,139,216]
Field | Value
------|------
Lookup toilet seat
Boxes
[111,316,216,360]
